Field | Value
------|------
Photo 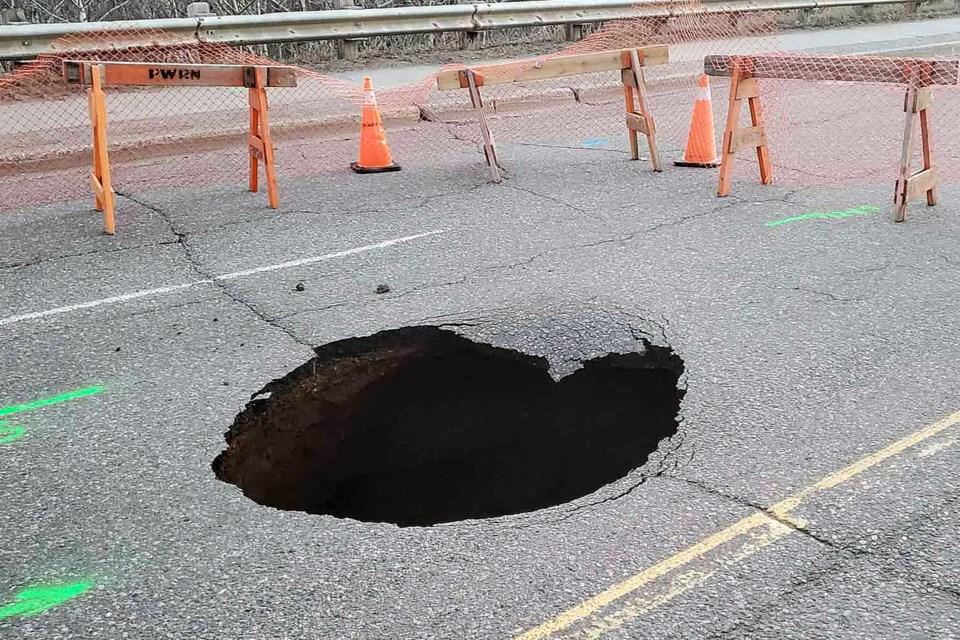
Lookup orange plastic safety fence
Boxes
[1,1,957,215]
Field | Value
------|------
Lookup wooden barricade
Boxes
[704,54,958,222]
[63,61,297,234]
[436,46,669,182]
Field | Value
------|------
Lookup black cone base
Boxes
[351,162,402,174]
[674,159,720,168]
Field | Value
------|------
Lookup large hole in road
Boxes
[213,326,684,527]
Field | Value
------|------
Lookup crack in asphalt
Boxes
[409,308,494,326]
[0,238,181,272]
[275,251,550,324]
[116,192,314,351]
[126,295,223,319]
[545,426,690,525]
[288,184,483,220]
[576,198,747,252]
[272,300,351,322]
[567,86,617,108]
[499,182,588,213]
[20,185,832,351]
[511,140,631,155]
[7,177,757,331]
[696,489,960,638]
[385,196,749,312]
[705,538,960,639]
[702,553,850,640]
[841,261,933,277]
[664,475,866,555]
[615,307,673,346]
[898,571,960,602]
[775,286,875,303]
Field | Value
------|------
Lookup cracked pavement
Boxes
[1,142,959,639]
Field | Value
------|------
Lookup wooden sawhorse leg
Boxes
[894,84,936,222]
[87,64,115,235]
[622,49,661,171]
[717,68,772,197]
[247,66,280,209]
[465,70,501,183]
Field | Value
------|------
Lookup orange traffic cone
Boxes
[675,74,719,168]
[351,76,401,173]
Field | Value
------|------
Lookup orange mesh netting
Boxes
[0,1,955,214]
[703,52,960,187]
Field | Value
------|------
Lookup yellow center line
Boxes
[515,513,772,640]
[768,409,960,517]
[577,520,794,640]
[515,409,960,640]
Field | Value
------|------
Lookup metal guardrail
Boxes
[0,0,923,61]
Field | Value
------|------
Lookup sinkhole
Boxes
[213,326,685,527]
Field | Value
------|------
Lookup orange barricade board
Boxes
[435,46,669,90]
[63,60,297,88]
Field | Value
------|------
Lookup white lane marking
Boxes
[0,230,446,327]
[0,281,207,326]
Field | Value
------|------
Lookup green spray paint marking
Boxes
[0,420,25,445]
[0,581,93,620]
[765,205,882,227]
[0,385,105,418]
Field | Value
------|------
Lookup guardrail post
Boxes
[0,8,27,25]
[564,23,585,41]
[799,7,814,26]
[186,2,215,18]
[460,30,484,50]
[0,9,28,72]
[334,0,362,60]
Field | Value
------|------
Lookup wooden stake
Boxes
[466,70,501,183]
[87,64,115,235]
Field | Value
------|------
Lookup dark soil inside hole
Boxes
[213,326,685,527]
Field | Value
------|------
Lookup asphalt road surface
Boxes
[2,133,960,636]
